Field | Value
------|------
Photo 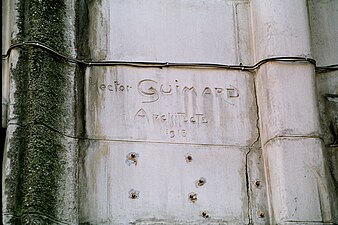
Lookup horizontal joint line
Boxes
[263,135,323,147]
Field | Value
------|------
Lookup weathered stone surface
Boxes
[80,140,249,224]
[85,67,258,146]
[2,0,79,224]
[255,63,320,144]
[2,0,337,224]
[251,0,312,61]
[80,1,261,224]
[87,0,250,64]
[309,0,338,222]
[264,138,330,222]
[252,0,335,224]
[1,0,12,128]
[246,141,270,225]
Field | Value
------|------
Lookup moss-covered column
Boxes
[3,0,79,224]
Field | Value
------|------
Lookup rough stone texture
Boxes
[308,0,338,222]
[2,0,78,224]
[254,63,321,144]
[85,67,258,146]
[2,0,337,224]
[81,141,250,224]
[2,0,14,128]
[252,0,336,224]
[79,0,267,224]
[87,0,250,64]
[251,0,312,61]
[264,138,330,222]
[246,141,270,225]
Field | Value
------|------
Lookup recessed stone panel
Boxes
[85,67,257,146]
[81,1,258,224]
[79,141,249,224]
[88,0,244,63]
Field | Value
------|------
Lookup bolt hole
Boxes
[195,177,206,187]
[254,180,261,188]
[185,154,193,162]
[129,189,139,199]
[257,211,265,218]
[126,152,138,166]
[201,211,209,219]
[188,192,197,203]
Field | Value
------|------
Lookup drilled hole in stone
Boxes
[188,192,197,203]
[126,152,139,166]
[185,154,193,162]
[201,211,209,219]
[129,189,139,199]
[254,180,261,188]
[257,210,265,218]
[196,177,206,187]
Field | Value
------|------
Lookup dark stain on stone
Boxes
[5,0,72,223]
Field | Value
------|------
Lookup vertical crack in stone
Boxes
[75,0,89,138]
[75,1,90,223]
[245,72,261,224]
[245,148,253,225]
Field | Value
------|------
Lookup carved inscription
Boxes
[133,110,208,138]
[152,112,208,127]
[97,77,240,140]
[166,129,187,138]
[99,81,132,92]
[136,79,239,104]
[99,79,239,105]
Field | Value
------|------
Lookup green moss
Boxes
[6,0,72,223]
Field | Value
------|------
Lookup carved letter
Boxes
[170,130,175,138]
[134,108,149,122]
[100,84,106,91]
[160,84,172,95]
[215,88,223,94]
[183,86,197,96]
[107,84,114,91]
[119,85,125,92]
[161,114,167,121]
[226,86,239,98]
[153,114,160,121]
[202,87,212,95]
[138,79,159,103]
[190,116,196,123]
[114,81,119,92]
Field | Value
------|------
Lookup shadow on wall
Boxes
[1,127,6,222]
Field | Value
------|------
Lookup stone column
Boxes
[2,0,79,224]
[252,0,332,224]
[2,0,14,128]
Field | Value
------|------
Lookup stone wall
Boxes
[2,0,337,224]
